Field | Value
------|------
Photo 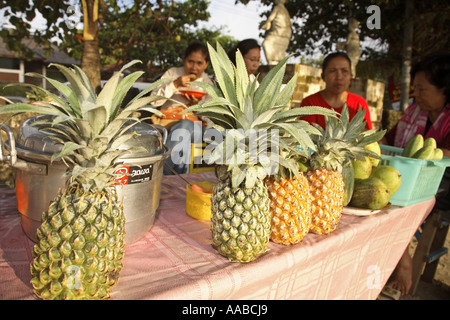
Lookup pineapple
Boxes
[185,43,335,261]
[265,147,312,245]
[0,61,170,299]
[307,105,386,234]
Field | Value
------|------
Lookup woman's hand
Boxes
[174,74,197,88]
[183,93,201,105]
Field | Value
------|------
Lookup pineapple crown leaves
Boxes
[310,104,386,172]
[0,61,171,191]
[0,61,170,138]
[184,42,337,188]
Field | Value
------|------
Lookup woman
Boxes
[383,53,450,156]
[383,53,450,297]
[228,39,261,81]
[299,51,373,130]
[150,42,213,175]
[151,42,213,110]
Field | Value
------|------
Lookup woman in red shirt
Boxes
[298,52,373,130]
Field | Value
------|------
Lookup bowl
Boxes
[185,181,216,221]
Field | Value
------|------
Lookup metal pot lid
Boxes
[16,115,164,159]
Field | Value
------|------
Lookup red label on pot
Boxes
[114,164,153,185]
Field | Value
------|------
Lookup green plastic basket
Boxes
[379,145,450,206]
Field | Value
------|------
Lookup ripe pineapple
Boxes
[186,43,334,261]
[307,105,386,234]
[265,149,312,245]
[0,61,169,299]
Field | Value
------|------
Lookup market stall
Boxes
[0,171,435,300]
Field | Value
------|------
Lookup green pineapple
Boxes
[186,43,335,262]
[0,61,169,299]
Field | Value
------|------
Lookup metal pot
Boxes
[0,115,170,244]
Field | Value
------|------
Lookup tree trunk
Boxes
[81,40,101,93]
[399,0,414,112]
[81,0,101,93]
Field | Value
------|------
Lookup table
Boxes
[0,172,435,300]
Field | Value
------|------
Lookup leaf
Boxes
[231,165,246,189]
[234,50,250,110]
[88,105,107,135]
[245,166,257,189]
[207,42,238,107]
[51,141,82,162]
[96,70,122,122]
[0,103,63,116]
[275,73,298,107]
[251,107,282,128]
[49,64,95,106]
[253,55,291,114]
[109,71,145,120]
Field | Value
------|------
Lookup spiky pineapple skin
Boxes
[30,186,125,300]
[211,178,270,262]
[265,175,312,245]
[307,168,344,235]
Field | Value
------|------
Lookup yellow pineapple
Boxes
[266,173,312,245]
[307,105,385,234]
[307,167,344,234]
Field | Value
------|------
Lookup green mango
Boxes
[401,134,423,158]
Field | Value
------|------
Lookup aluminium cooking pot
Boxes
[0,115,170,244]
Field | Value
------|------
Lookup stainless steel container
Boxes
[0,115,170,244]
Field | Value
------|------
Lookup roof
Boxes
[0,37,80,65]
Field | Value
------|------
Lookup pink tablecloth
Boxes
[0,172,435,300]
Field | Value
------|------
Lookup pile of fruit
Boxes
[186,43,385,263]
[401,134,443,160]
[348,142,402,210]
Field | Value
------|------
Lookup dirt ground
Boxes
[400,222,450,300]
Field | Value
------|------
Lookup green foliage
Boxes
[1,0,238,80]
[238,0,449,64]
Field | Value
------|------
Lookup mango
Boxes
[402,134,423,158]
[423,137,437,149]
[364,141,381,166]
[349,178,390,210]
[432,148,444,160]
[370,165,402,196]
[412,145,435,160]
[352,157,372,179]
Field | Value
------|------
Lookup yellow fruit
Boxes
[266,175,312,245]
[307,168,344,235]
[364,142,381,166]
[423,137,437,149]
[352,157,372,179]
[432,148,444,160]
[412,146,435,159]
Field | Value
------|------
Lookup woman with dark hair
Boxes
[382,52,450,297]
[383,53,450,155]
[228,39,261,78]
[150,42,213,175]
[151,42,212,110]
[298,51,373,129]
